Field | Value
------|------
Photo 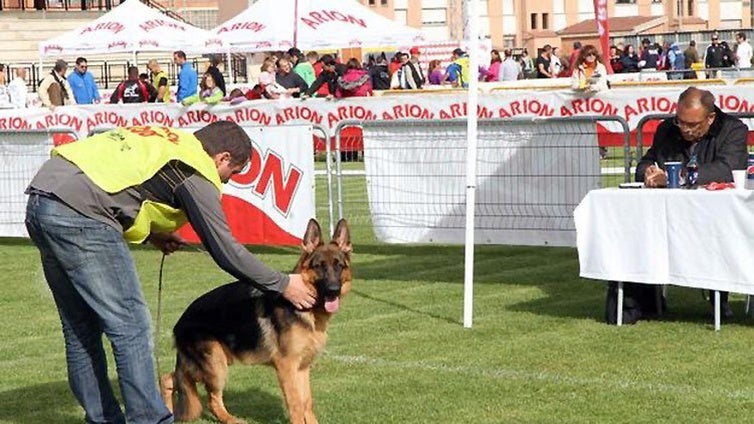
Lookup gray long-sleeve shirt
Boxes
[27,156,289,295]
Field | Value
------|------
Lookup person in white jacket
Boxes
[735,32,753,68]
[570,44,609,93]
[8,67,29,108]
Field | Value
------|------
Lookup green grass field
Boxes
[3,167,754,423]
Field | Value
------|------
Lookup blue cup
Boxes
[665,161,682,188]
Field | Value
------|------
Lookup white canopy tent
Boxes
[212,0,426,52]
[38,0,223,61]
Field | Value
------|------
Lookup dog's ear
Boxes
[332,219,352,254]
[302,219,323,254]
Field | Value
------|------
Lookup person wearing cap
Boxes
[638,40,659,69]
[444,48,469,88]
[705,34,725,78]
[25,121,317,424]
[400,46,425,89]
[666,42,685,80]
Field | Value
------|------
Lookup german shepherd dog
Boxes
[160,219,352,424]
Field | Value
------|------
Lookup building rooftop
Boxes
[557,16,668,37]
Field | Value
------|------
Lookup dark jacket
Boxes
[636,107,748,185]
[275,71,308,98]
[110,79,156,103]
[620,54,640,73]
[368,64,391,90]
[705,44,725,68]
[306,69,338,97]
[640,46,660,69]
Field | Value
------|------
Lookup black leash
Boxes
[155,253,167,378]
[154,246,210,378]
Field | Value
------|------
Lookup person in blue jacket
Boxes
[68,57,100,104]
[173,50,197,102]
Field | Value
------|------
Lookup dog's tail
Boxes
[171,353,203,421]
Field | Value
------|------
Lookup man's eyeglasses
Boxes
[78,65,88,70]
[673,116,711,130]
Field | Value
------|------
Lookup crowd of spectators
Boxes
[0,32,751,109]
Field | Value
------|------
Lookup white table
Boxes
[574,188,754,330]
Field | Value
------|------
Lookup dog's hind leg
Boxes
[203,341,246,424]
[173,358,203,422]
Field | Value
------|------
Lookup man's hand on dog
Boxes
[284,274,316,310]
[149,231,187,255]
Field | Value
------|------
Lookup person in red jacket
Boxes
[336,58,372,98]
[568,41,582,77]
[110,66,156,103]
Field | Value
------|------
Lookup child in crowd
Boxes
[257,59,287,99]
[181,72,223,106]
[427,60,443,85]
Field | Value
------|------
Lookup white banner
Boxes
[0,125,315,246]
[2,85,754,140]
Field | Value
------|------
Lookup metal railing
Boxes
[0,0,179,12]
[0,0,123,11]
[7,55,247,94]
[611,29,754,54]
[331,116,630,246]
[0,127,80,237]
[635,112,754,160]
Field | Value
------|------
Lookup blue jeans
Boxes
[25,194,173,424]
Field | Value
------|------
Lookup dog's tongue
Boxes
[324,297,340,313]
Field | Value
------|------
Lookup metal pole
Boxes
[463,0,480,329]
[293,0,299,47]
[226,50,233,84]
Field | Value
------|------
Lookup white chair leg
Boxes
[617,282,624,326]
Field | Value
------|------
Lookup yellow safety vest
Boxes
[53,126,222,243]
[151,70,171,103]
[453,56,470,88]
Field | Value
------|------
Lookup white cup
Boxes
[732,169,747,190]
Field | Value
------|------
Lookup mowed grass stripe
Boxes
[323,353,754,400]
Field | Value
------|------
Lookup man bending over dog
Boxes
[24,121,316,424]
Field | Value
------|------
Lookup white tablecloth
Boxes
[574,188,754,295]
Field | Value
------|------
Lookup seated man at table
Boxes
[636,86,748,318]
